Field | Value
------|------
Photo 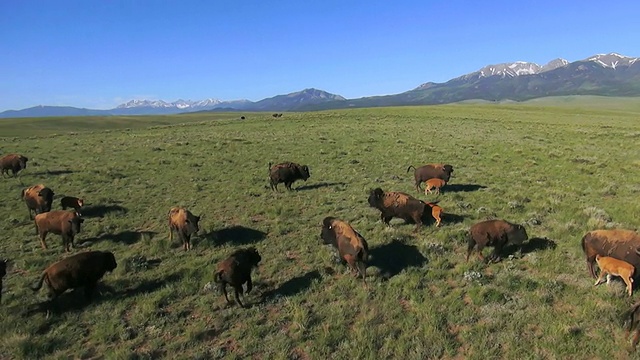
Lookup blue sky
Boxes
[1,0,639,111]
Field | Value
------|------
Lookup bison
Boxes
[22,184,55,219]
[268,161,310,191]
[0,153,28,177]
[407,164,454,193]
[424,178,447,195]
[168,207,201,251]
[581,229,640,279]
[320,216,369,284]
[214,247,262,308]
[35,210,84,252]
[367,188,442,231]
[31,250,117,304]
[60,196,84,216]
[466,219,529,263]
[0,259,6,303]
[625,301,640,350]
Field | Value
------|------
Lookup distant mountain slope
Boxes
[2,53,639,118]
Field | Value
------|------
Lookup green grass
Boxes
[1,103,640,359]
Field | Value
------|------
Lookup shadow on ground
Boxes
[295,182,347,191]
[201,225,267,246]
[260,270,322,301]
[444,184,487,192]
[369,239,427,279]
[81,204,128,218]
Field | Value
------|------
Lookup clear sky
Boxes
[1,0,639,111]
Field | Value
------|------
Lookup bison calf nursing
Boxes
[407,163,454,193]
[31,250,117,303]
[320,216,369,284]
[22,184,54,219]
[214,247,262,308]
[466,219,528,263]
[0,153,28,177]
[268,161,310,191]
[581,229,640,279]
[35,210,85,252]
[168,207,201,251]
[367,188,442,230]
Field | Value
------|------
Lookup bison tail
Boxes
[406,165,416,173]
[30,272,47,292]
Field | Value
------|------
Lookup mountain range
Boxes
[2,53,639,118]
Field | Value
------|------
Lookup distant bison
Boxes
[214,247,262,308]
[31,250,117,304]
[22,184,55,219]
[367,188,442,231]
[466,219,529,262]
[0,259,6,304]
[168,207,201,251]
[272,113,278,118]
[320,216,369,284]
[407,164,454,193]
[60,196,84,216]
[268,161,310,191]
[35,210,84,252]
[0,153,28,177]
[240,116,246,120]
[581,229,640,279]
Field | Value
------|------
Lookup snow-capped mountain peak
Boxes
[585,53,639,68]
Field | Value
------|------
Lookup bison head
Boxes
[185,214,201,235]
[37,188,54,213]
[367,188,385,209]
[245,247,262,268]
[299,165,310,181]
[69,216,84,236]
[508,223,528,245]
[103,251,118,272]
[19,156,28,170]
[320,216,338,245]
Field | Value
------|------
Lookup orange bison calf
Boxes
[168,207,201,251]
[320,216,369,284]
[268,161,310,191]
[60,196,84,215]
[31,250,117,304]
[22,184,55,219]
[424,178,447,195]
[367,188,442,231]
[214,247,262,308]
[35,210,84,252]
[466,219,529,263]
[407,163,454,193]
[0,153,28,177]
[581,229,640,279]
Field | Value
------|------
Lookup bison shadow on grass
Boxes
[28,169,75,176]
[202,225,267,246]
[80,204,128,218]
[295,182,347,191]
[260,270,322,301]
[369,239,428,279]
[78,230,158,247]
[503,237,557,256]
[444,184,487,193]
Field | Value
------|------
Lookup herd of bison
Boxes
[2,150,640,349]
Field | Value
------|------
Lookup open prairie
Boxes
[1,103,640,359]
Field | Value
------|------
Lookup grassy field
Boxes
[1,103,640,359]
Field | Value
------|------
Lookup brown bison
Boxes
[214,247,262,308]
[22,184,55,219]
[60,196,84,216]
[466,219,529,263]
[367,188,442,231]
[0,153,28,177]
[424,178,447,195]
[168,207,201,251]
[320,216,369,284]
[625,301,640,350]
[581,229,640,279]
[35,210,84,252]
[407,164,454,193]
[31,250,117,303]
[0,259,6,303]
[268,161,310,191]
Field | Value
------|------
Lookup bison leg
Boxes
[624,277,634,297]
[84,282,96,302]
[39,232,49,250]
[285,182,293,191]
[245,277,253,294]
[587,260,597,279]
[220,283,231,304]
[234,286,246,308]
[594,271,607,286]
[633,330,640,349]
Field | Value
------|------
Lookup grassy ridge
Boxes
[1,104,640,359]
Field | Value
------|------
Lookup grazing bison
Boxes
[0,259,6,303]
[272,113,278,118]
[367,188,441,231]
[60,196,84,216]
[407,164,454,193]
[320,216,369,284]
[466,219,528,262]
[0,153,28,177]
[168,207,201,251]
[581,229,640,279]
[31,250,117,304]
[268,162,310,191]
[22,184,55,219]
[35,210,84,252]
[214,247,262,308]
